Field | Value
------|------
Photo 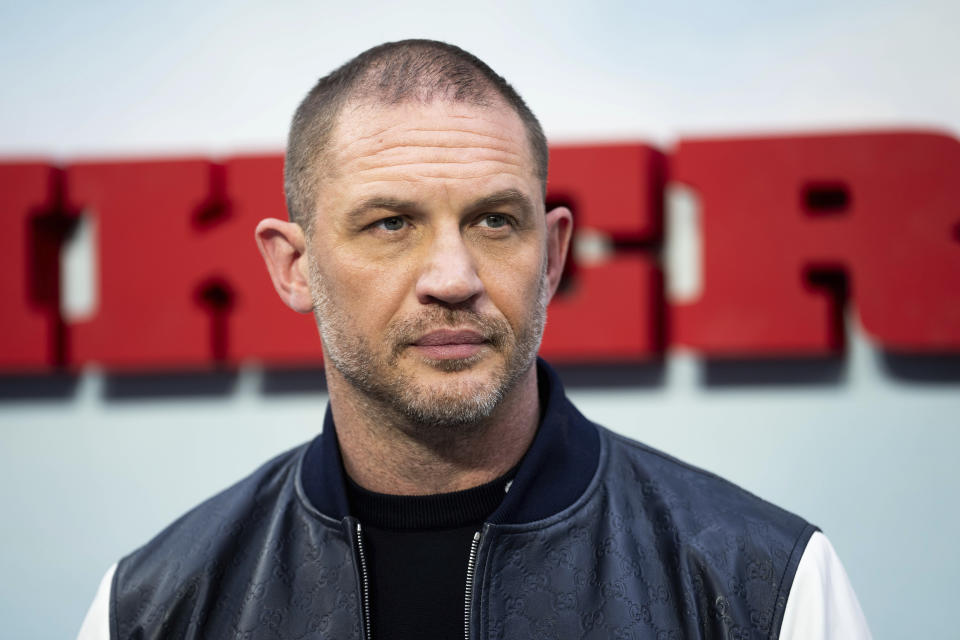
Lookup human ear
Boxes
[544,206,573,301]
[255,218,314,313]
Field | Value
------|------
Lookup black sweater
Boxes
[345,469,515,640]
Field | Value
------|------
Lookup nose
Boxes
[415,228,484,307]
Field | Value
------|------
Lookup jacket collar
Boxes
[299,358,600,525]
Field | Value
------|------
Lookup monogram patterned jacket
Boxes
[93,361,824,639]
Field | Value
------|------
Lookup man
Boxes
[79,40,870,639]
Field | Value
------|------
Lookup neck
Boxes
[327,365,540,496]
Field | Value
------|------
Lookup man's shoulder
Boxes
[598,425,815,544]
[582,427,816,637]
[117,442,311,578]
[108,440,362,638]
[485,423,819,638]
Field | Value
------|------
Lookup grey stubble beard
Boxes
[308,254,549,432]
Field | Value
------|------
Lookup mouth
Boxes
[410,329,489,360]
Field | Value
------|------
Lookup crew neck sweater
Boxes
[345,469,515,640]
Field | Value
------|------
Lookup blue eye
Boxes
[379,216,405,231]
[482,214,509,229]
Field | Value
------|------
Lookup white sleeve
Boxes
[780,532,872,639]
[77,563,117,640]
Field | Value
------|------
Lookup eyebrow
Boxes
[345,189,537,224]
[464,189,536,219]
[345,196,419,224]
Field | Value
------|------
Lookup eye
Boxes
[376,216,406,231]
[479,214,510,229]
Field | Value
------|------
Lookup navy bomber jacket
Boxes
[103,361,818,639]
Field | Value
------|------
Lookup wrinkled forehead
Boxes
[324,98,538,185]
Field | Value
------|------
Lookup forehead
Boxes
[322,99,538,202]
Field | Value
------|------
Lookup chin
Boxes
[396,385,503,429]
[391,357,511,428]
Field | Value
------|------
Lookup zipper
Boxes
[356,520,484,640]
[463,529,482,640]
[355,522,372,640]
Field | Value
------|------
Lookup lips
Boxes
[413,330,486,346]
[411,329,488,360]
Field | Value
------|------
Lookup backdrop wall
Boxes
[2,2,958,637]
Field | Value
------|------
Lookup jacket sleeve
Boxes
[779,532,872,639]
[76,563,116,640]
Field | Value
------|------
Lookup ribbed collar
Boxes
[345,466,516,530]
[299,358,600,526]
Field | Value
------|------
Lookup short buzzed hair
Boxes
[284,39,549,234]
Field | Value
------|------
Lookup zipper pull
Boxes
[355,522,372,640]
[464,530,482,640]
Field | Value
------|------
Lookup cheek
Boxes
[480,250,545,323]
[324,253,418,323]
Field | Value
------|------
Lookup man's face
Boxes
[306,99,555,428]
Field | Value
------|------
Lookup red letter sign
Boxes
[541,144,665,361]
[671,131,960,355]
[65,156,325,370]
[0,162,65,371]
[223,155,324,366]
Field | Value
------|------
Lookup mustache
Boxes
[386,308,510,356]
